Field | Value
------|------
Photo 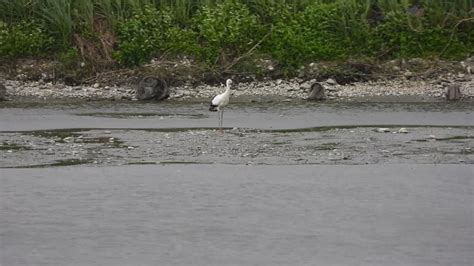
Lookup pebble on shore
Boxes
[2,75,474,101]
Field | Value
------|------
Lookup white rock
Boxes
[398,128,409,134]
[377,128,391,133]
[93,83,100,88]
[326,78,337,85]
[300,83,311,90]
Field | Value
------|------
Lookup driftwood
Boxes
[136,76,169,101]
[307,82,326,101]
[445,84,462,101]
[0,82,6,101]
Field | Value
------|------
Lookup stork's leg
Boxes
[220,110,224,127]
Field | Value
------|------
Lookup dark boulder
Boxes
[64,75,81,86]
[136,76,169,101]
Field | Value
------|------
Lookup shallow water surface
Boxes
[1,99,473,265]
[1,100,473,131]
[1,164,473,266]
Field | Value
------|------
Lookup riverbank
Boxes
[1,58,473,102]
[3,75,474,102]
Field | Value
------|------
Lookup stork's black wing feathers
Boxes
[209,102,218,112]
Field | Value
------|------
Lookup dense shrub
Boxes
[370,10,469,59]
[114,6,172,65]
[193,1,261,64]
[265,3,354,68]
[1,0,473,71]
[0,20,53,57]
[114,6,201,66]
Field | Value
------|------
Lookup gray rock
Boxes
[0,83,6,100]
[376,128,391,133]
[300,82,311,91]
[460,57,474,74]
[445,84,462,101]
[307,82,326,101]
[398,128,409,134]
[54,83,66,90]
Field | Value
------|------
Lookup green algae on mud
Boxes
[25,130,82,141]
[20,130,127,148]
[75,112,207,119]
[414,135,474,143]
[3,159,94,169]
[158,161,213,165]
[434,136,474,141]
[0,142,31,151]
[127,161,213,165]
[310,142,340,151]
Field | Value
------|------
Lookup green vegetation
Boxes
[0,20,53,57]
[0,141,31,151]
[0,0,472,73]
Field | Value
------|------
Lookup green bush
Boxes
[369,11,468,59]
[166,27,200,56]
[114,6,173,66]
[266,3,350,69]
[114,5,201,66]
[193,1,261,64]
[1,1,473,70]
[0,20,53,57]
[299,3,350,59]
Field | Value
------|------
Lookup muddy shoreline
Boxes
[1,100,473,168]
[2,126,473,168]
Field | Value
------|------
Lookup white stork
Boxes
[209,79,233,128]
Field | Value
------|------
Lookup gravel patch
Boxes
[1,127,472,167]
[3,75,474,101]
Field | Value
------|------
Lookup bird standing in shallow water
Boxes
[209,79,233,129]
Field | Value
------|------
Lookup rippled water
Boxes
[1,99,473,265]
[1,165,473,266]
[1,100,473,131]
